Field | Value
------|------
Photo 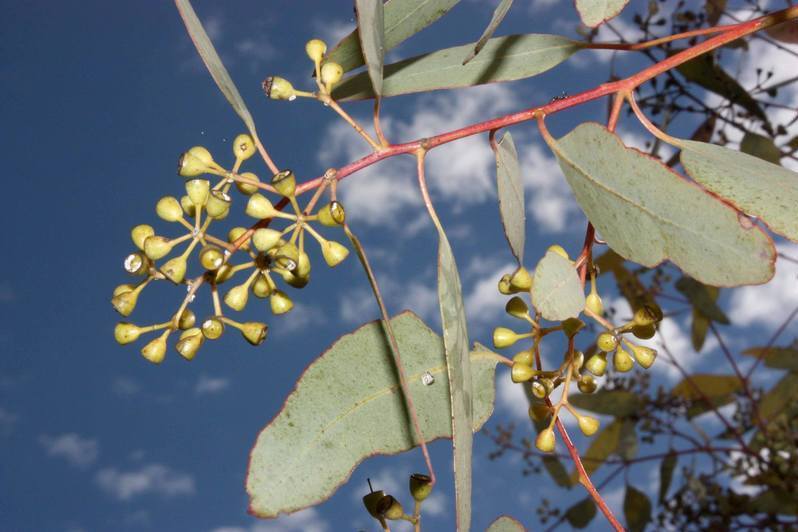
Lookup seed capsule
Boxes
[632,323,656,340]
[236,171,261,196]
[124,252,150,276]
[161,256,187,284]
[232,133,256,161]
[206,190,231,219]
[245,193,276,219]
[493,327,523,349]
[262,76,298,101]
[199,246,225,271]
[578,374,597,394]
[317,201,345,226]
[131,225,155,250]
[224,284,250,312]
[531,380,548,399]
[505,296,529,320]
[201,317,225,340]
[585,292,604,315]
[180,195,196,217]
[252,274,272,298]
[512,350,534,366]
[141,331,169,364]
[156,196,183,222]
[175,328,204,360]
[535,428,556,452]
[375,495,404,520]
[185,178,211,207]
[362,490,387,519]
[613,346,635,372]
[252,228,281,252]
[497,274,514,295]
[112,289,140,317]
[271,169,296,197]
[577,415,600,436]
[408,473,432,502]
[509,266,533,291]
[585,352,608,376]
[240,321,268,346]
[627,342,657,369]
[321,240,349,267]
[143,236,173,260]
[177,309,196,330]
[270,290,294,315]
[597,331,619,352]
[633,303,663,326]
[528,402,551,422]
[511,362,536,383]
[228,227,251,251]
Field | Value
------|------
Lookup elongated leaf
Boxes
[549,122,775,286]
[565,497,597,529]
[569,390,641,417]
[531,249,585,321]
[691,307,711,352]
[437,233,474,531]
[355,0,385,97]
[575,0,630,28]
[740,132,782,164]
[542,455,572,488]
[676,277,729,324]
[758,372,798,420]
[742,346,798,370]
[572,419,621,480]
[749,489,798,515]
[174,0,259,138]
[672,374,742,401]
[659,450,677,503]
[765,20,798,44]
[326,0,460,73]
[495,132,525,263]
[487,515,526,532]
[463,0,513,64]
[676,52,767,122]
[333,34,582,100]
[705,0,727,25]
[680,139,798,242]
[246,312,500,518]
[624,485,652,532]
[618,419,638,460]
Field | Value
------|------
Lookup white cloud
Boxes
[311,18,354,50]
[729,243,798,328]
[112,377,140,397]
[496,373,529,420]
[338,279,439,325]
[464,262,515,329]
[95,464,195,501]
[39,433,99,468]
[520,142,582,233]
[210,508,330,532]
[195,375,231,396]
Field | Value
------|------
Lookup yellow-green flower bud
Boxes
[114,322,141,345]
[252,274,272,298]
[224,284,250,312]
[270,290,294,315]
[241,321,268,346]
[215,263,235,284]
[262,76,298,101]
[613,346,634,372]
[232,133,256,161]
[512,350,534,366]
[509,266,533,291]
[245,193,276,219]
[123,252,150,276]
[597,331,619,352]
[180,195,196,217]
[305,38,327,63]
[505,296,529,320]
[185,178,211,207]
[498,273,514,295]
[493,327,523,349]
[175,327,203,360]
[535,428,556,452]
[633,303,663,326]
[511,362,536,383]
[141,331,169,364]
[577,414,600,436]
[578,373,597,394]
[271,169,296,197]
[178,309,196,330]
[547,244,569,260]
[199,245,225,271]
[236,171,260,196]
[161,256,187,284]
[321,62,343,90]
[573,350,585,371]
[228,227,250,251]
[112,289,139,317]
[585,352,607,376]
[131,224,155,250]
[626,342,657,369]
[201,317,225,340]
[296,250,311,278]
[143,236,173,260]
[156,196,183,222]
[408,473,432,502]
[252,228,281,252]
[113,284,135,297]
[321,240,349,267]
[585,292,604,316]
[206,190,231,219]
[375,495,404,520]
[531,380,548,399]
[317,200,346,226]
[178,147,223,177]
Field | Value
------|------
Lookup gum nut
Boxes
[131,224,155,250]
[252,274,272,298]
[585,352,607,376]
[320,62,343,87]
[317,200,345,226]
[175,328,203,360]
[270,290,294,315]
[113,283,135,297]
[232,133,256,160]
[628,342,657,368]
[245,193,275,219]
[305,38,327,62]
[123,252,149,276]
[408,473,432,502]
[262,76,297,101]
[161,256,187,284]
[206,190,231,219]
[228,227,251,251]
[185,178,211,206]
[236,171,260,195]
[241,321,268,346]
[156,196,183,222]
[224,284,249,311]
[362,490,386,519]
[180,195,196,217]
[529,402,551,422]
[201,317,224,340]
[114,322,141,345]
[492,327,518,349]
[509,266,533,291]
[585,292,604,315]
[535,428,556,452]
[252,228,281,252]
[271,169,296,197]
[614,347,634,372]
[321,240,349,267]
[199,246,224,271]
[140,332,168,364]
[512,350,534,366]
[578,415,600,436]
[632,323,656,340]
[633,303,663,326]
[597,331,619,352]
[505,296,529,319]
[143,235,173,260]
[177,309,196,330]
[112,290,139,317]
[511,362,535,383]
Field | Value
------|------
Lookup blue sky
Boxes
[1,1,797,531]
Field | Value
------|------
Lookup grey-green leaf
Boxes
[740,132,782,164]
[569,390,641,417]
[575,0,630,27]
[174,0,259,139]
[487,515,527,532]
[624,485,652,532]
[542,455,573,488]
[675,276,729,324]
[565,497,597,529]
[672,374,742,419]
[549,122,775,286]
[333,34,582,100]
[463,0,514,64]
[742,346,798,370]
[437,234,474,531]
[531,249,585,321]
[618,419,638,460]
[326,0,460,73]
[659,450,677,503]
[246,312,500,518]
[758,372,798,421]
[679,139,798,242]
[572,419,621,480]
[495,131,525,263]
[355,0,385,97]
